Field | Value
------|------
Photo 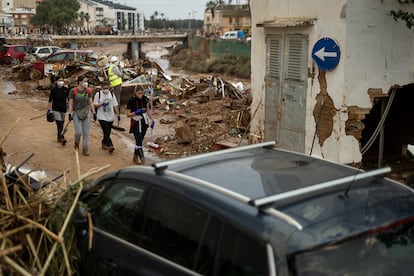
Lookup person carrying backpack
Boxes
[94,80,119,153]
[67,76,96,156]
[47,77,69,145]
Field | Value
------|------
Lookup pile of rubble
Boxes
[4,50,252,157]
[147,75,252,158]
[0,120,108,274]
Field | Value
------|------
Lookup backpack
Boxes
[97,90,114,100]
[73,87,91,97]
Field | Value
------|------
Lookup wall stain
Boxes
[313,70,337,146]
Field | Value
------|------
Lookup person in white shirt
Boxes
[93,81,120,153]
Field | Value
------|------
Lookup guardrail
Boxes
[5,33,189,47]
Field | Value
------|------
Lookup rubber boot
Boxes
[138,148,145,165]
[75,142,79,151]
[83,148,90,156]
[61,135,67,146]
[108,145,115,153]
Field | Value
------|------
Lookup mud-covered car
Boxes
[24,46,61,61]
[25,49,96,80]
[73,141,414,275]
[0,44,29,65]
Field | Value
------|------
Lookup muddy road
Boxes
[0,42,251,184]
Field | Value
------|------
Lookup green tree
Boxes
[205,0,225,19]
[30,0,80,32]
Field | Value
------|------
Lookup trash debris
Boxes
[0,119,110,275]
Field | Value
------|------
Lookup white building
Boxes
[79,0,97,33]
[250,0,414,164]
[91,0,144,33]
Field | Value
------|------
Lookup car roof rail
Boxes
[249,166,391,208]
[152,140,276,175]
[164,169,302,230]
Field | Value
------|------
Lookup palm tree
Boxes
[205,0,225,19]
[205,0,216,19]
[79,11,85,27]
[84,13,90,32]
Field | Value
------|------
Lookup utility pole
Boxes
[188,12,191,30]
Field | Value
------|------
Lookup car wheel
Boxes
[29,69,42,80]
[11,58,20,65]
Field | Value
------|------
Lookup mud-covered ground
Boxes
[0,43,251,183]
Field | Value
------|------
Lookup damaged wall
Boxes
[251,0,414,164]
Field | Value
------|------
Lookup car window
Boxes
[290,216,414,276]
[195,216,221,275]
[39,48,50,54]
[138,189,208,270]
[47,53,67,62]
[15,46,26,53]
[216,224,269,276]
[0,46,8,52]
[51,47,60,52]
[93,181,146,239]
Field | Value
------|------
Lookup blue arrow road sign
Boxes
[312,38,341,71]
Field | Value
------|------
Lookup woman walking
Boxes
[126,85,154,164]
[47,77,69,145]
[67,76,96,156]
[94,80,119,153]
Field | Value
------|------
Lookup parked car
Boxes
[24,46,61,61]
[0,44,29,65]
[220,30,245,40]
[73,141,414,275]
[25,49,96,80]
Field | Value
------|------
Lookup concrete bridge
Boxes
[6,33,189,59]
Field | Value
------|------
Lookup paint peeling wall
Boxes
[250,0,414,164]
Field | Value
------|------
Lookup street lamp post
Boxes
[188,12,191,30]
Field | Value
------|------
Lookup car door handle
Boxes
[101,258,118,269]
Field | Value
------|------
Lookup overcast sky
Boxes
[118,0,248,20]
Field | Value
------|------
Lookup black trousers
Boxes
[99,120,114,147]
[56,120,64,140]
[132,119,148,149]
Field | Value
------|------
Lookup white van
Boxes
[220,31,240,40]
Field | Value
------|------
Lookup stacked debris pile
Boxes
[0,120,108,274]
[148,75,252,158]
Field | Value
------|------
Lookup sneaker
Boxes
[108,146,114,153]
[102,143,108,150]
[61,139,67,146]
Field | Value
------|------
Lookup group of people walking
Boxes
[47,56,154,165]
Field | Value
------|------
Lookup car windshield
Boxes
[289,215,414,275]
[0,46,9,52]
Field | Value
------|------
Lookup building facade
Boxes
[1,0,36,34]
[91,0,144,33]
[204,4,251,36]
[250,0,414,164]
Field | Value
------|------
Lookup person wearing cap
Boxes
[126,85,154,165]
[108,56,123,113]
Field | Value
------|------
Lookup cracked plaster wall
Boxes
[251,0,414,163]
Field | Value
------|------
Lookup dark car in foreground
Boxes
[74,141,414,275]
[0,44,29,64]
